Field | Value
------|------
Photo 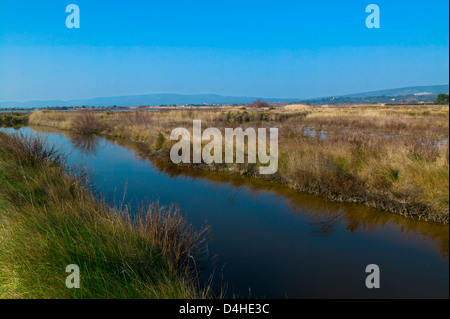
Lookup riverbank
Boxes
[0,112,28,126]
[28,104,450,224]
[0,132,210,298]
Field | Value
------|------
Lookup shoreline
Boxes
[0,132,211,298]
[21,120,450,225]
[23,105,450,224]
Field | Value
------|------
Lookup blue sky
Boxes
[0,0,448,101]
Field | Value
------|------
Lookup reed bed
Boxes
[28,104,449,223]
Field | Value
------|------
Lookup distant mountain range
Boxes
[343,85,449,98]
[0,94,276,109]
[306,84,449,105]
[1,85,448,108]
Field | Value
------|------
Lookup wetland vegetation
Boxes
[27,103,450,223]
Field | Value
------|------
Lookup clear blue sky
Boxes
[0,0,448,101]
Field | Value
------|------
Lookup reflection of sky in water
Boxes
[1,126,448,298]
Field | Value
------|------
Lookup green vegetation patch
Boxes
[0,132,210,299]
[0,113,29,126]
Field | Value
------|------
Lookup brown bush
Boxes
[246,99,272,109]
[0,132,64,167]
[71,112,102,135]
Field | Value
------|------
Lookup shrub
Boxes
[436,94,449,105]
[71,112,102,135]
[246,99,272,109]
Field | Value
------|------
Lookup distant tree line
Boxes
[436,94,449,105]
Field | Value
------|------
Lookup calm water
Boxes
[2,126,449,298]
[0,109,160,114]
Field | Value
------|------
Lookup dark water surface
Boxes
[2,126,448,298]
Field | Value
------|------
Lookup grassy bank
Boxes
[28,104,450,223]
[0,132,210,298]
[0,112,29,126]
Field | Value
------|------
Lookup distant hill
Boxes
[304,84,449,105]
[0,94,295,109]
[1,84,448,108]
[343,85,449,98]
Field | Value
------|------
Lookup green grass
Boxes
[0,132,210,299]
[0,113,28,126]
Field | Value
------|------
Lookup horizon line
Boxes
[1,83,449,105]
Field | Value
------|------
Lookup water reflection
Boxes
[308,211,345,237]
[70,134,100,156]
[62,131,446,261]
[2,125,448,298]
[38,126,447,260]
[146,156,449,259]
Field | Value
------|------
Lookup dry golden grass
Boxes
[28,104,449,223]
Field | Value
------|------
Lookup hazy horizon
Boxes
[0,84,449,105]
